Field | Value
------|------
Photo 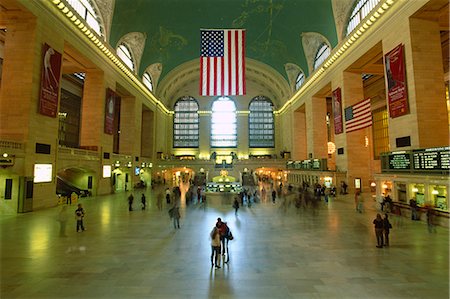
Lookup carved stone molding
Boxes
[332,0,354,42]
[301,32,331,74]
[144,63,163,91]
[284,63,303,93]
[117,32,147,74]
[94,0,115,41]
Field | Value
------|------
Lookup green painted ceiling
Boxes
[110,0,338,82]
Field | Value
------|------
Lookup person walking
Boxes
[271,189,276,204]
[355,191,364,213]
[426,207,437,233]
[141,193,146,210]
[383,213,392,246]
[128,194,134,211]
[57,205,69,237]
[373,213,384,248]
[216,218,229,256]
[233,197,240,215]
[156,192,163,211]
[75,203,85,232]
[169,203,181,229]
[165,187,171,204]
[210,226,221,269]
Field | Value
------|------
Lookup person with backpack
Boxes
[383,213,392,246]
[210,226,221,269]
[216,218,229,256]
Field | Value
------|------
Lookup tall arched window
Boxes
[295,72,305,90]
[313,43,331,70]
[143,72,153,91]
[67,0,104,37]
[249,96,274,148]
[117,43,135,71]
[346,0,381,36]
[211,97,237,147]
[173,96,199,148]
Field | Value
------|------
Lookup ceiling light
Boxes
[57,2,65,9]
[52,0,61,4]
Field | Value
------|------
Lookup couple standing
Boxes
[210,218,233,269]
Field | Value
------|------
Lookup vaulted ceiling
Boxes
[109,0,339,84]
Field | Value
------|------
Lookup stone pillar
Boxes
[306,97,327,159]
[292,106,307,160]
[80,69,105,149]
[119,96,139,155]
[408,18,448,148]
[0,14,37,141]
[342,72,371,192]
[141,108,154,158]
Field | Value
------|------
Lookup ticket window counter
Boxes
[396,183,407,204]
[381,181,393,199]
[430,185,448,211]
[410,183,426,207]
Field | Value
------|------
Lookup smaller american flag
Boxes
[344,98,372,133]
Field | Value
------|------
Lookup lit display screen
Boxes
[34,164,53,183]
[103,165,112,178]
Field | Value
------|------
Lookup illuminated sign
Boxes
[103,165,112,178]
[34,164,53,183]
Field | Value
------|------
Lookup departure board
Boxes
[413,147,450,171]
[388,152,411,170]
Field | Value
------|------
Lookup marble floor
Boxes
[1,187,449,299]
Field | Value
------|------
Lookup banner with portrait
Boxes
[333,87,343,134]
[104,88,118,135]
[384,44,409,118]
[39,43,62,117]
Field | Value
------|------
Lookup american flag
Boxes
[344,98,372,133]
[200,29,246,96]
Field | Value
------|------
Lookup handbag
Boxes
[227,231,234,240]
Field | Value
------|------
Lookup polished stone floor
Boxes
[1,187,449,299]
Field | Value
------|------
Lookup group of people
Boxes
[373,213,392,248]
[210,218,233,269]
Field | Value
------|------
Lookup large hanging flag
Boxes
[200,29,246,96]
[344,98,372,133]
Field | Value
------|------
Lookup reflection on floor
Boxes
[1,187,449,299]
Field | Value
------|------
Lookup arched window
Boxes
[295,72,305,90]
[211,97,237,147]
[249,96,274,148]
[173,96,199,148]
[346,0,381,36]
[143,72,153,91]
[66,0,103,37]
[313,43,331,70]
[117,43,135,71]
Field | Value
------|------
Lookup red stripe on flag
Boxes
[213,57,217,96]
[228,30,232,96]
[199,58,203,95]
[234,30,239,94]
[242,30,246,95]
[206,59,210,96]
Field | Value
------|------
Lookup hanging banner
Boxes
[384,44,409,118]
[104,88,117,135]
[39,43,62,117]
[333,87,343,134]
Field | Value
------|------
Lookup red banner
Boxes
[384,44,409,118]
[104,88,117,135]
[333,87,343,134]
[39,43,62,117]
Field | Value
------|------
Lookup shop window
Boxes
[117,43,135,71]
[313,43,331,70]
[345,0,381,36]
[431,185,448,211]
[249,96,274,148]
[372,107,389,159]
[66,0,104,37]
[211,97,237,147]
[173,96,199,148]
